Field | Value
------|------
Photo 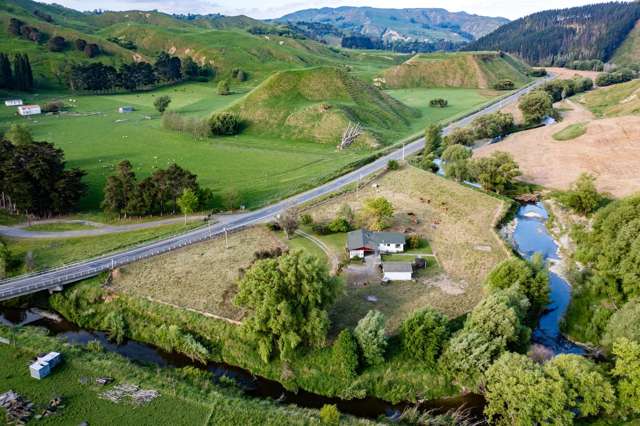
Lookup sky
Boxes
[41,0,622,20]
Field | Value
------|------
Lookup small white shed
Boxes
[5,99,23,107]
[17,105,41,116]
[29,351,62,380]
[382,262,413,282]
[118,106,134,113]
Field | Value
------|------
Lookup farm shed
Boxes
[29,352,62,380]
[4,99,23,107]
[17,105,41,116]
[118,106,134,113]
[382,262,413,281]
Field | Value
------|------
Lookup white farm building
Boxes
[4,99,23,107]
[382,262,413,282]
[347,229,405,259]
[17,105,41,116]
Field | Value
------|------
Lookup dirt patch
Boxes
[111,226,287,320]
[545,67,601,82]
[476,99,640,197]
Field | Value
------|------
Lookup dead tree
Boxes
[338,122,363,150]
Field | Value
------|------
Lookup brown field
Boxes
[308,166,510,322]
[545,67,601,82]
[111,226,287,320]
[477,99,640,197]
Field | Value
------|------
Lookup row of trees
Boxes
[102,160,211,218]
[0,53,34,92]
[7,18,101,58]
[68,52,214,92]
[596,68,636,86]
[0,132,87,217]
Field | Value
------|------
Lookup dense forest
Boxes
[465,2,640,65]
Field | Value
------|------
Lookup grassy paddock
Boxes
[0,326,369,425]
[552,122,588,140]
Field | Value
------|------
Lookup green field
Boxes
[552,122,588,140]
[1,81,499,213]
[579,79,640,117]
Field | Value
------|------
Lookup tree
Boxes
[209,112,241,135]
[319,404,340,425]
[154,95,171,114]
[485,353,570,426]
[518,90,553,125]
[154,52,181,81]
[429,98,448,107]
[472,112,514,139]
[354,310,387,366]
[441,144,471,182]
[443,127,475,148]
[469,151,521,194]
[75,38,87,51]
[612,337,640,414]
[119,62,156,91]
[4,124,33,146]
[177,188,198,224]
[603,299,640,348]
[217,79,231,95]
[101,160,137,217]
[485,256,549,317]
[0,53,12,89]
[278,208,299,239]
[0,240,10,279]
[83,43,100,58]
[47,35,67,52]
[362,197,393,231]
[424,124,442,156]
[332,329,359,379]
[387,159,399,170]
[234,251,339,361]
[557,173,603,215]
[400,308,449,366]
[419,152,439,173]
[69,63,118,91]
[183,57,200,78]
[544,354,615,417]
[13,54,33,91]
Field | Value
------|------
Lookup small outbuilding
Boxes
[382,262,413,282]
[118,106,134,113]
[4,99,23,107]
[29,352,62,380]
[17,105,41,116]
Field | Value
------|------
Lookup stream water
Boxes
[0,201,583,420]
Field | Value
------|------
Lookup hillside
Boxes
[227,67,419,146]
[465,2,640,66]
[381,52,530,89]
[579,79,640,117]
[276,7,508,46]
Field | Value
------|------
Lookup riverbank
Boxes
[0,325,374,425]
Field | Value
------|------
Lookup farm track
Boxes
[0,75,553,301]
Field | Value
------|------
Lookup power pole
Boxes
[402,143,405,161]
[224,227,228,249]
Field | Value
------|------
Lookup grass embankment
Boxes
[0,326,371,425]
[579,79,640,117]
[50,277,456,404]
[382,51,531,89]
[552,122,588,140]
[5,222,201,276]
[23,223,97,232]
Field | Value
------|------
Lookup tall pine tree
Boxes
[13,54,33,92]
[0,54,12,89]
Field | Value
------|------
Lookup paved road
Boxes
[0,76,552,301]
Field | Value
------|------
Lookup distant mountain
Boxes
[276,7,508,46]
[465,2,640,66]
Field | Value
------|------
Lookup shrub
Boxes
[493,79,515,90]
[162,111,211,139]
[327,217,351,233]
[354,310,387,366]
[300,213,313,226]
[209,112,241,136]
[519,90,553,125]
[42,101,64,113]
[400,308,449,366]
[154,95,171,113]
[596,69,635,87]
[4,123,33,145]
[429,98,448,108]
[387,159,400,170]
[319,404,340,425]
[217,79,231,95]
[556,173,604,215]
[311,222,331,235]
[530,68,547,77]
[86,339,104,352]
[332,329,359,379]
[406,234,422,250]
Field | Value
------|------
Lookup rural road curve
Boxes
[0,75,553,301]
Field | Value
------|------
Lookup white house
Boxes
[382,262,413,281]
[17,105,41,116]
[29,352,62,380]
[118,106,134,113]
[4,99,23,107]
[347,229,405,259]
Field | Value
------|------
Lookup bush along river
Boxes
[506,202,585,355]
[0,304,485,421]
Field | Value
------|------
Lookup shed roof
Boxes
[382,262,413,273]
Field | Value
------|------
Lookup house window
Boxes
[395,244,401,248]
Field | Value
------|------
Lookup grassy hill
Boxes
[612,21,640,65]
[465,2,640,65]
[227,66,420,146]
[277,6,508,43]
[579,79,640,117]
[381,51,530,89]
